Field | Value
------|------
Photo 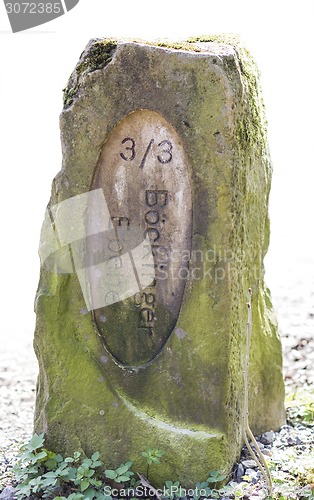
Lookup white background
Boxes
[0,0,313,346]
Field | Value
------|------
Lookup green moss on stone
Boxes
[63,39,117,108]
[133,39,202,52]
[36,36,285,486]
[186,34,268,152]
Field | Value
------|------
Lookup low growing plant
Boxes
[286,389,314,426]
[14,434,108,499]
[11,431,314,500]
[105,461,134,484]
[141,447,165,479]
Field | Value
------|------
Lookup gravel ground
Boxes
[270,257,314,391]
[1,262,314,497]
[0,337,37,489]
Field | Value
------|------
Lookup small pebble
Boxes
[236,463,245,482]
[280,424,292,431]
[242,459,257,469]
[245,468,258,477]
[0,486,16,500]
[260,430,275,445]
[262,449,272,456]
[287,436,297,445]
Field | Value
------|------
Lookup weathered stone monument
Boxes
[34,35,285,486]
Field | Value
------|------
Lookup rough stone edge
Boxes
[63,38,118,108]
[62,33,268,155]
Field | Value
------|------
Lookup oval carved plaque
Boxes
[91,109,192,367]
